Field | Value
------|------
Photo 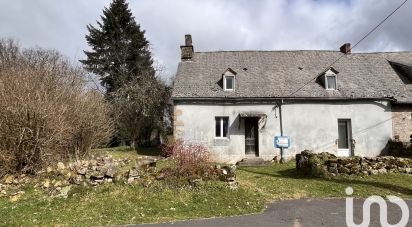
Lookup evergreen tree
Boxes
[81,0,169,147]
[80,0,154,95]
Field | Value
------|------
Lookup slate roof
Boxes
[172,50,412,103]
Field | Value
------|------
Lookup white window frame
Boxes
[215,116,229,138]
[325,74,337,90]
[223,75,235,91]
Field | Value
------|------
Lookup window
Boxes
[222,68,236,91]
[224,76,234,91]
[326,75,337,90]
[338,120,349,149]
[318,68,339,90]
[215,117,229,138]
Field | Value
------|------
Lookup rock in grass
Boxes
[128,169,140,178]
[377,168,387,174]
[127,177,135,184]
[9,194,21,202]
[370,169,379,175]
[56,185,72,198]
[57,162,65,171]
[113,174,123,183]
[87,179,98,186]
[77,168,87,175]
[155,173,165,180]
[70,175,83,185]
[105,166,117,178]
[136,160,157,169]
[3,175,13,185]
[43,179,50,188]
[91,171,104,179]
[54,181,62,187]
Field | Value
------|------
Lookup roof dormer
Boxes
[222,68,236,91]
[389,60,412,84]
[318,67,338,90]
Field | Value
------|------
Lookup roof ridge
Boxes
[193,50,412,54]
[194,50,339,53]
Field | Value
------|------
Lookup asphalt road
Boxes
[132,199,412,227]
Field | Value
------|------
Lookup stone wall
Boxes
[173,107,184,139]
[1,155,239,199]
[296,150,412,177]
[392,104,412,143]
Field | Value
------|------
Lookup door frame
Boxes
[244,117,259,157]
[337,119,353,157]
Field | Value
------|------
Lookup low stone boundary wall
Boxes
[1,155,238,199]
[296,150,412,177]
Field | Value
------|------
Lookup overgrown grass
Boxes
[2,157,412,226]
[0,182,264,226]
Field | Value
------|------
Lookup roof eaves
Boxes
[172,96,396,102]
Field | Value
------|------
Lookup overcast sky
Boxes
[0,0,411,79]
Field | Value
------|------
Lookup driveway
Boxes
[133,199,412,227]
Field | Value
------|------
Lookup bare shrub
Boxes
[0,39,113,176]
[160,140,214,185]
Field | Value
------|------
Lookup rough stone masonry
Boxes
[296,150,412,177]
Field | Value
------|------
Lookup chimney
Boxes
[340,43,351,54]
[180,34,193,61]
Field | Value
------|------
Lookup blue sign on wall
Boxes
[274,136,290,148]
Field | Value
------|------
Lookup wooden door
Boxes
[245,118,259,156]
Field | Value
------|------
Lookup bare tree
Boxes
[0,39,113,176]
[112,71,169,149]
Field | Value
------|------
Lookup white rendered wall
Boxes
[174,101,392,163]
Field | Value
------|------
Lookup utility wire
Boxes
[286,0,409,98]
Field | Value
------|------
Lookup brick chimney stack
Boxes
[340,43,351,54]
[180,34,193,61]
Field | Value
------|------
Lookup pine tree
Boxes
[80,0,154,95]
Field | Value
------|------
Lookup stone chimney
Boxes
[340,43,351,54]
[180,34,193,61]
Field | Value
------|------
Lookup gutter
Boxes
[172,96,397,103]
[394,101,412,105]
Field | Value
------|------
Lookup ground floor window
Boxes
[215,117,229,138]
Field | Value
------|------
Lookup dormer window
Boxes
[222,68,236,91]
[317,67,338,90]
[326,75,337,90]
[224,75,234,90]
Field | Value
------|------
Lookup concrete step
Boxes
[236,158,272,166]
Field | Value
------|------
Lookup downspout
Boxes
[279,99,285,163]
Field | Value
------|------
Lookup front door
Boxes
[337,119,352,157]
[245,118,259,156]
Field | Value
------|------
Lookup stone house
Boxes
[172,35,412,164]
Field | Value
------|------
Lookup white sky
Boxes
[1,0,411,80]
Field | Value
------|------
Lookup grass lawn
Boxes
[2,152,412,226]
[238,162,412,200]
[92,146,161,159]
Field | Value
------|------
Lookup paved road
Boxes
[133,199,412,227]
